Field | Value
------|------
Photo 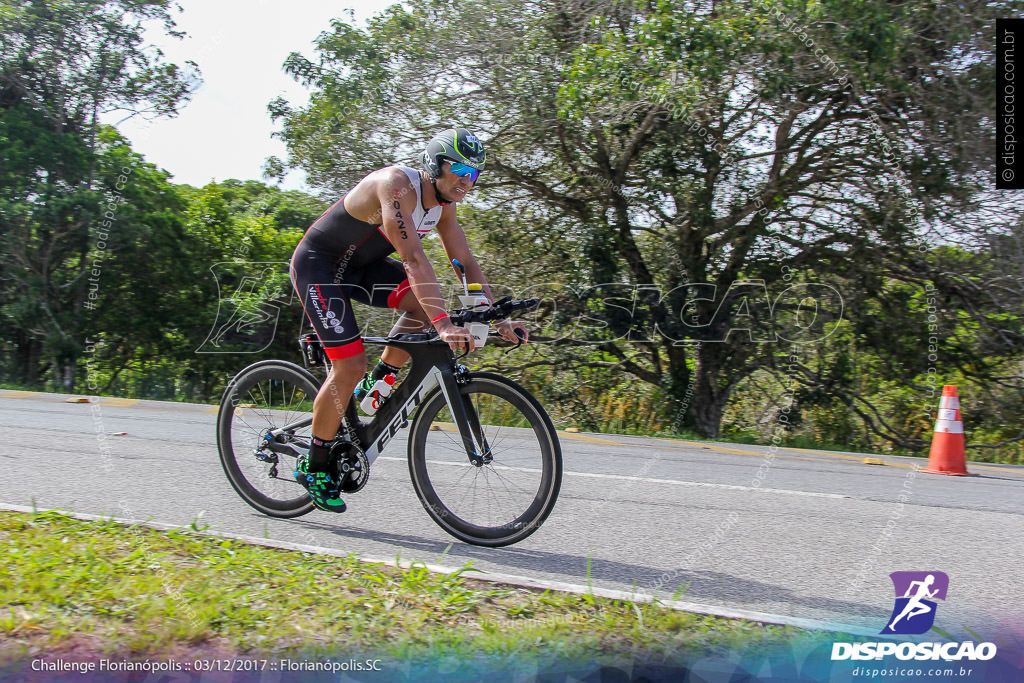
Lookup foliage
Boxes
[0,0,1021,462]
[79,178,325,401]
[0,0,200,388]
[269,0,1022,448]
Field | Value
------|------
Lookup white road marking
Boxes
[376,457,849,499]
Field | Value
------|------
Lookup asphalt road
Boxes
[3,389,1022,637]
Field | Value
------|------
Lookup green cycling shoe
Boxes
[353,374,375,403]
[294,454,347,513]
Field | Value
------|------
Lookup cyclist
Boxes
[289,128,528,512]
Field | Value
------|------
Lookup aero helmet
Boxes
[421,128,486,179]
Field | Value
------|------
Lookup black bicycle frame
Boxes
[276,334,488,465]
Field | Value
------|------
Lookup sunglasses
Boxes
[446,161,481,183]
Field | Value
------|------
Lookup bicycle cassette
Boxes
[331,441,370,493]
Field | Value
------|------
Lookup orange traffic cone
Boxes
[922,386,975,476]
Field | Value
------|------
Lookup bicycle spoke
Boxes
[485,466,527,523]
[410,375,560,545]
[218,362,318,518]
[484,463,533,497]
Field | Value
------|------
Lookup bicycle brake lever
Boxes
[503,328,525,355]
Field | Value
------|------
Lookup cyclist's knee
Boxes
[395,293,425,318]
[401,305,428,327]
[328,352,367,382]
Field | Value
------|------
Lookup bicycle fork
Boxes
[432,366,492,466]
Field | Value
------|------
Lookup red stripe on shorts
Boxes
[387,278,412,308]
[324,339,365,360]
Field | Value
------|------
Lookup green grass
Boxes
[0,510,810,667]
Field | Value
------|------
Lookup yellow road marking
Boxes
[0,391,42,399]
[658,438,1024,477]
[97,398,139,407]
[557,431,625,445]
[688,441,772,458]
[969,462,1024,475]
[662,438,897,465]
[661,438,888,464]
[429,423,625,446]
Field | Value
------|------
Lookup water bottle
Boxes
[359,374,396,416]
[458,283,490,348]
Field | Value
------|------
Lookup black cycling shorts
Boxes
[289,228,411,361]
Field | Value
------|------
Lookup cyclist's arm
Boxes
[436,207,529,342]
[435,205,497,303]
[377,173,456,330]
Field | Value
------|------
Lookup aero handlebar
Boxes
[448,297,539,326]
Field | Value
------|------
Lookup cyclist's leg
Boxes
[312,353,366,441]
[383,289,429,367]
[290,244,369,454]
[291,247,378,512]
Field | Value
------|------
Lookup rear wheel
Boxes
[217,361,318,517]
[408,373,561,547]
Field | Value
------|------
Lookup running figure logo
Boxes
[881,571,949,635]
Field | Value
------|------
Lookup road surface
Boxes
[3,389,1022,637]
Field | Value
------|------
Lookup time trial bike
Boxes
[216,297,562,547]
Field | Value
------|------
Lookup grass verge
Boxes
[1,510,817,671]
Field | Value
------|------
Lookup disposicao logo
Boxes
[831,571,997,662]
[882,571,948,635]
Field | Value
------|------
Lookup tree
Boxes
[181,180,324,395]
[271,0,1015,438]
[73,174,325,401]
[0,0,199,389]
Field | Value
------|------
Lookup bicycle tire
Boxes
[217,360,319,517]
[407,372,562,547]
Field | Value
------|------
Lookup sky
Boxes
[105,0,399,192]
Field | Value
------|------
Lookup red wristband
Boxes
[431,313,450,324]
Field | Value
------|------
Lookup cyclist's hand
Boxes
[495,319,529,343]
[436,320,475,353]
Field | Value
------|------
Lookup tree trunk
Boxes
[62,362,76,393]
[655,342,691,431]
[689,344,734,438]
[690,379,725,438]
[12,335,42,386]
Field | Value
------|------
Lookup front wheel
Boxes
[408,373,562,547]
[217,361,319,517]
